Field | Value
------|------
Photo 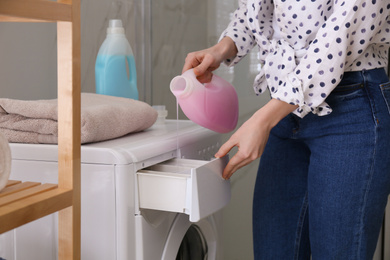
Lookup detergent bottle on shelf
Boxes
[95,19,138,100]
[170,69,238,133]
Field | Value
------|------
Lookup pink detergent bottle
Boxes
[170,69,238,133]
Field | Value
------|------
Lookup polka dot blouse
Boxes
[220,0,390,117]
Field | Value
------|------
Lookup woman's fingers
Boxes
[215,138,235,159]
[182,52,201,73]
[193,54,218,73]
[222,153,253,180]
[215,138,256,180]
[182,51,221,82]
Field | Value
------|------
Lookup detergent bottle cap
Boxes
[107,19,125,34]
[152,105,168,125]
[170,75,195,98]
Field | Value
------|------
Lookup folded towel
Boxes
[0,131,11,191]
[0,93,158,144]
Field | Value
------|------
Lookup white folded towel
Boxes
[0,131,11,191]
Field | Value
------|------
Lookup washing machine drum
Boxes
[176,225,208,260]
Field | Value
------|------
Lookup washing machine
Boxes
[0,120,230,260]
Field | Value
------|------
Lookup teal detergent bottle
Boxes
[95,19,138,99]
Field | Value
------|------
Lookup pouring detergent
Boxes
[170,69,238,133]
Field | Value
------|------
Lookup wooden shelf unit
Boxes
[0,0,81,259]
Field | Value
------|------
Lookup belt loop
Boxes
[362,69,367,81]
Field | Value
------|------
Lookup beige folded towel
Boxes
[0,131,11,191]
[0,93,158,144]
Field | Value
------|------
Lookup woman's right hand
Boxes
[182,37,238,83]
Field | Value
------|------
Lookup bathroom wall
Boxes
[0,0,270,259]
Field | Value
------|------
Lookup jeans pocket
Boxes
[380,82,390,114]
[330,83,365,101]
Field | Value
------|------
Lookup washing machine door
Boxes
[161,214,219,260]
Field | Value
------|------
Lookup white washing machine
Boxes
[0,120,230,260]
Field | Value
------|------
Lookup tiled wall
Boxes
[150,0,269,121]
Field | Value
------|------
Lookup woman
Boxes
[182,0,390,259]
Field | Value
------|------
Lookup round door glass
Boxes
[176,225,208,260]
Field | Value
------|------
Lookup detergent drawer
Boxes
[136,156,230,222]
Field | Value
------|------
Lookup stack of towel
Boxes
[0,93,158,144]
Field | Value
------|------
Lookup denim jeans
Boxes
[253,68,390,259]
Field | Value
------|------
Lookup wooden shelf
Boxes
[0,180,73,233]
[0,0,72,22]
[0,0,81,259]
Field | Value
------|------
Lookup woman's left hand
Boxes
[215,112,271,180]
[215,99,298,180]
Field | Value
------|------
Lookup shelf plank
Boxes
[5,180,22,187]
[0,0,72,22]
[0,187,72,233]
[0,15,50,22]
[0,183,58,207]
[0,182,41,198]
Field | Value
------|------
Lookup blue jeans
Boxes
[253,68,390,259]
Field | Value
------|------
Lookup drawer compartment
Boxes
[137,156,230,222]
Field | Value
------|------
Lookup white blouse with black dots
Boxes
[220,0,390,117]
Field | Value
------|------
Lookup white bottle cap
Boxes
[109,19,123,28]
[107,19,125,34]
[152,105,168,125]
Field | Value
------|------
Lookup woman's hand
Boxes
[215,99,298,180]
[216,110,271,180]
[182,37,237,83]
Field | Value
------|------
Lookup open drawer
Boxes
[137,156,230,222]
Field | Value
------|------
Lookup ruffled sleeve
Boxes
[219,0,274,66]
[270,0,390,117]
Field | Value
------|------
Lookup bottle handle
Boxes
[126,56,137,85]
